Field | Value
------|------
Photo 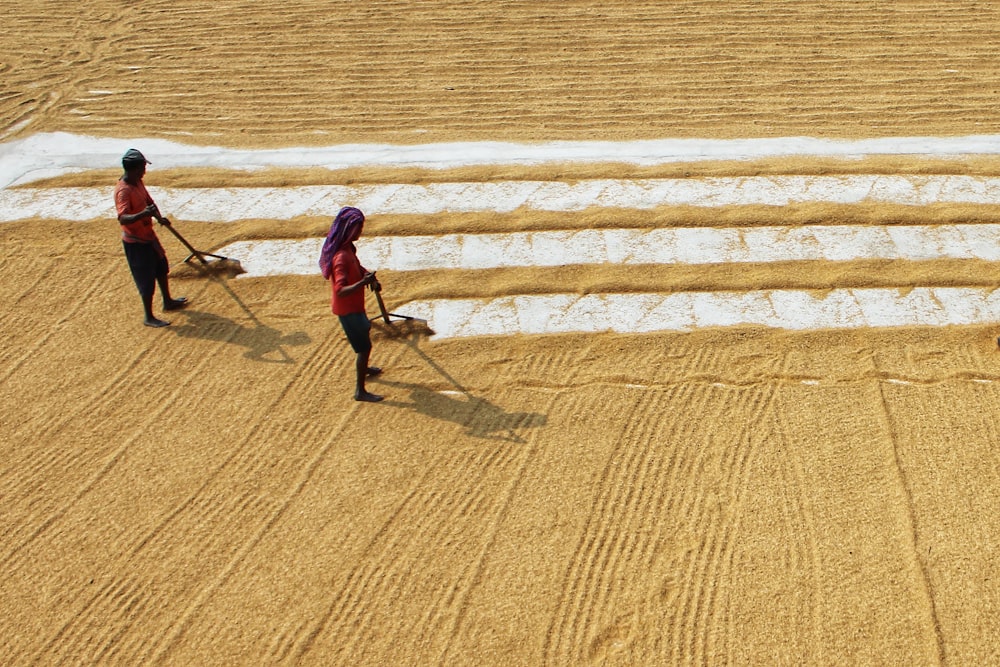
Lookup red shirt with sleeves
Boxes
[330,243,368,316]
[114,179,158,244]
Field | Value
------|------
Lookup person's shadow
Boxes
[172,309,310,363]
[376,335,547,443]
[169,269,311,362]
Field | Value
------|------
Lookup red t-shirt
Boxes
[330,244,367,316]
[114,179,158,244]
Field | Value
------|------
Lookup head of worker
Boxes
[121,148,150,181]
[319,206,366,279]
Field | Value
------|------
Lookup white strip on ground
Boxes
[6,132,1000,188]
[4,174,1000,222]
[399,288,1000,339]
[7,133,1000,337]
[220,225,1000,277]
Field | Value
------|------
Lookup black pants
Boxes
[338,312,372,353]
[123,241,168,297]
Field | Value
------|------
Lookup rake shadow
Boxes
[377,337,547,443]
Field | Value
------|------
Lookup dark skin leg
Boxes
[157,274,173,304]
[141,289,169,328]
[158,274,187,310]
[354,347,383,402]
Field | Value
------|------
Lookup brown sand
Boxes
[3,2,1000,665]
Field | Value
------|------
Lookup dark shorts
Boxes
[123,241,169,296]
[338,312,372,354]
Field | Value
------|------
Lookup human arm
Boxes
[115,184,171,226]
[361,265,382,292]
[144,198,172,226]
[337,270,377,297]
[118,203,160,225]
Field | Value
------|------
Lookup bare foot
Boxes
[354,390,384,402]
[366,366,383,377]
[144,318,170,328]
[164,297,188,311]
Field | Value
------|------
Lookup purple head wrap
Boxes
[319,206,365,279]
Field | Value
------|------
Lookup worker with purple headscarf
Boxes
[320,206,383,402]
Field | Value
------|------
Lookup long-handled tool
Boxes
[372,284,423,326]
[162,222,238,269]
[146,195,243,273]
[368,273,429,330]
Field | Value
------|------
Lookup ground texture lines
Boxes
[543,385,689,663]
[6,0,1000,664]
[875,381,946,665]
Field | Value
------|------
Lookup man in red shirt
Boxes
[319,206,383,402]
[114,149,187,327]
